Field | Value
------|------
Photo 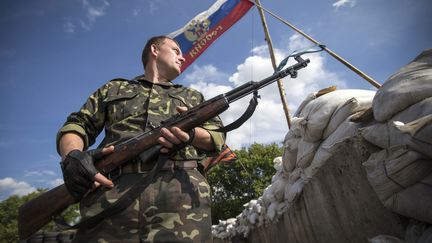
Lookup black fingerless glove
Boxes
[61,150,99,200]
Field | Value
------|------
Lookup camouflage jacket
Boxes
[56,75,225,161]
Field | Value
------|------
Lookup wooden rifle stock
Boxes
[18,57,310,240]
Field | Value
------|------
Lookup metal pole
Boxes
[254,0,292,128]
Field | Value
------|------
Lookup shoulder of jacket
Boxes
[175,85,201,94]
[108,78,140,85]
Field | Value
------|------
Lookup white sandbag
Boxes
[272,157,283,176]
[361,97,432,157]
[304,117,361,178]
[263,176,287,203]
[373,49,432,122]
[394,114,432,145]
[384,172,432,224]
[362,146,432,201]
[282,131,300,173]
[294,92,317,117]
[284,178,308,203]
[296,138,321,169]
[293,89,375,142]
[322,95,374,138]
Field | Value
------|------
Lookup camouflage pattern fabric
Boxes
[73,169,212,243]
[57,76,225,242]
[56,75,225,160]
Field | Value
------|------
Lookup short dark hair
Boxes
[141,36,179,68]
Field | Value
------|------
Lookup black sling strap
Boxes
[212,91,260,133]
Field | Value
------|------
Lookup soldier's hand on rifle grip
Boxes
[60,146,114,200]
[158,106,194,153]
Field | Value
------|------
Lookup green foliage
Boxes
[207,143,283,224]
[0,189,79,243]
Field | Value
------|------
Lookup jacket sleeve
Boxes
[56,83,109,153]
[196,92,226,154]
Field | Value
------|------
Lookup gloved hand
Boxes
[60,149,100,200]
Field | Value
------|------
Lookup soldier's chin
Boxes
[168,70,181,80]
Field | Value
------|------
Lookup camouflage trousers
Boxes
[72,168,212,243]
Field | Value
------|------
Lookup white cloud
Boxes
[49,178,64,188]
[185,34,346,149]
[82,0,110,21]
[148,1,160,15]
[63,19,76,33]
[24,170,56,177]
[132,8,141,17]
[64,0,110,32]
[0,177,36,197]
[333,0,357,10]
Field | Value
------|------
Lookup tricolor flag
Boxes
[168,0,254,72]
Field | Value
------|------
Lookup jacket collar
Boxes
[133,74,175,87]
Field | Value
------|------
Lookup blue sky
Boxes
[0,0,431,200]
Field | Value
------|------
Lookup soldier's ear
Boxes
[150,44,159,57]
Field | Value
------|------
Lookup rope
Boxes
[249,0,381,89]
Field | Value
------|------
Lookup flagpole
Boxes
[251,1,381,89]
[253,0,292,128]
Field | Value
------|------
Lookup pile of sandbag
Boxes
[212,87,376,239]
[361,49,432,225]
[212,49,432,241]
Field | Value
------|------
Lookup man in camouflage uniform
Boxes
[57,36,225,242]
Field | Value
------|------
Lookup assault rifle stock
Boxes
[18,56,310,240]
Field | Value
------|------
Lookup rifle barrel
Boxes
[225,58,310,103]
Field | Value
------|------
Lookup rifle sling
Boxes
[211,91,259,133]
[55,151,170,230]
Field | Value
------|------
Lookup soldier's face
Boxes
[155,39,185,80]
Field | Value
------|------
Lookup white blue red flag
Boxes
[168,0,254,72]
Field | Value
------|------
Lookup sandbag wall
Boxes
[360,49,432,235]
[212,88,404,243]
[212,49,432,243]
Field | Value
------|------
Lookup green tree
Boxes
[207,143,283,224]
[0,189,79,243]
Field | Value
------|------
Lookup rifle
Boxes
[18,55,310,240]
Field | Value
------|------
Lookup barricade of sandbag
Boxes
[212,50,432,242]
[361,49,432,225]
[285,88,375,173]
[212,88,378,240]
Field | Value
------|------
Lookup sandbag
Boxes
[406,221,432,243]
[384,172,432,224]
[294,92,317,117]
[292,89,375,142]
[322,95,374,138]
[361,97,432,157]
[296,138,320,169]
[304,116,361,178]
[282,131,300,173]
[394,114,432,145]
[373,49,432,122]
[362,146,432,202]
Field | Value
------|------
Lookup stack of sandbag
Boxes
[212,158,285,239]
[283,88,375,202]
[360,49,432,225]
[212,88,377,240]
